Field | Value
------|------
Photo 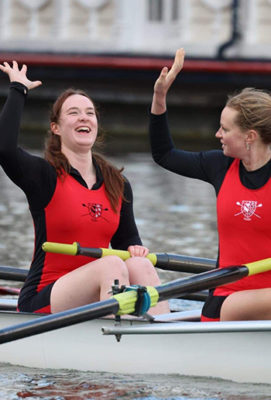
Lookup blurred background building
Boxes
[1,0,271,149]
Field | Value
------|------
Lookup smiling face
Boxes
[51,94,98,153]
[215,106,248,159]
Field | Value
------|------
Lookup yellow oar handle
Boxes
[245,258,271,276]
[101,248,157,265]
[42,242,78,256]
[42,242,158,265]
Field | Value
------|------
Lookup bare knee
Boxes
[125,257,161,286]
[101,255,129,280]
[126,257,154,272]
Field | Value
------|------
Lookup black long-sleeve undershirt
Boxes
[0,83,142,250]
[149,111,271,193]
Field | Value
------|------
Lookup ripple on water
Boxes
[1,365,271,400]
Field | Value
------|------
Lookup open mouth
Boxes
[75,126,90,134]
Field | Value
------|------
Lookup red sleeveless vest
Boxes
[215,159,271,295]
[37,174,121,291]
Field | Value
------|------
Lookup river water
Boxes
[0,151,270,399]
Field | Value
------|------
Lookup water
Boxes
[0,152,270,399]
[1,365,271,400]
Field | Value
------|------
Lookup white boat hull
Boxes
[0,308,270,384]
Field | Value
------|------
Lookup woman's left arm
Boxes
[110,179,148,254]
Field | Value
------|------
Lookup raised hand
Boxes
[154,48,185,96]
[151,48,185,114]
[0,61,42,90]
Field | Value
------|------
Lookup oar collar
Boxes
[112,285,159,316]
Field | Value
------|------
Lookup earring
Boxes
[246,142,250,151]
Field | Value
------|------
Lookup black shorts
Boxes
[17,282,55,314]
[201,291,228,321]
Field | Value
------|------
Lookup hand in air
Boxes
[154,48,185,96]
[0,61,42,90]
[128,245,149,258]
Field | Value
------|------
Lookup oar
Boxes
[0,256,270,344]
[42,241,216,273]
[0,286,20,295]
[0,266,28,282]
[0,264,206,302]
[179,290,208,302]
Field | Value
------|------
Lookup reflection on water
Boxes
[0,151,269,399]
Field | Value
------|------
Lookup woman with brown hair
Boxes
[0,60,169,315]
[150,48,271,321]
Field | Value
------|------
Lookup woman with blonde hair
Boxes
[150,48,271,321]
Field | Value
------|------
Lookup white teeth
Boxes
[76,126,90,133]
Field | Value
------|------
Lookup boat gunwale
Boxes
[102,319,271,335]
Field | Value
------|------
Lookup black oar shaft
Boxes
[0,298,119,344]
[155,253,216,273]
[78,247,103,258]
[0,266,28,282]
[178,291,208,302]
[156,265,249,302]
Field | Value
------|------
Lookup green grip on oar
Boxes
[147,253,157,265]
[101,248,157,265]
[245,258,271,276]
[101,248,132,260]
[112,286,159,315]
[42,242,78,256]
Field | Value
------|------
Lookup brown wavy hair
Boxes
[226,88,271,145]
[44,88,125,212]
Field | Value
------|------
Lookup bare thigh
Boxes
[220,288,271,321]
[50,255,129,313]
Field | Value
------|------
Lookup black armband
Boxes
[10,81,28,96]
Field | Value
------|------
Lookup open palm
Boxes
[0,61,42,90]
[154,48,185,96]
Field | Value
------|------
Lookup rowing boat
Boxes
[0,298,270,385]
[1,252,271,385]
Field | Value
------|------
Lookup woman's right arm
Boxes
[150,49,209,180]
[0,61,41,156]
[0,82,28,160]
[151,48,185,115]
[0,62,56,208]
[149,110,214,181]
[149,49,225,183]
[0,61,41,160]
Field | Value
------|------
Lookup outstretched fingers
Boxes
[0,60,42,90]
[0,61,12,73]
[12,60,19,70]
[169,48,185,79]
[153,48,185,96]
[28,79,42,90]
